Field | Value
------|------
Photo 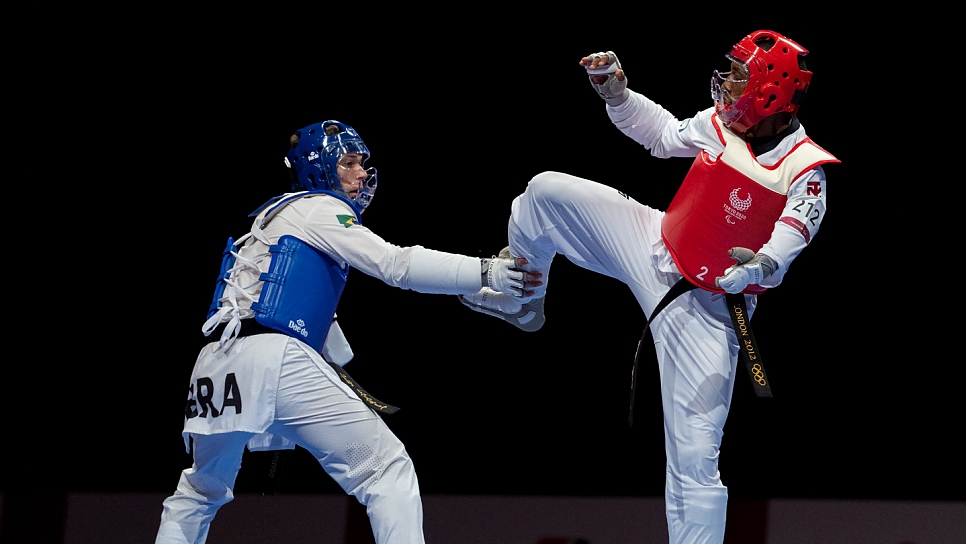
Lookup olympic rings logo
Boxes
[751,363,766,386]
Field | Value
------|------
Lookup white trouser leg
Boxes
[267,340,425,544]
[156,432,252,544]
[654,290,743,544]
[508,171,665,302]
[507,170,747,544]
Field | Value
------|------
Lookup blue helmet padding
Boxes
[285,120,377,211]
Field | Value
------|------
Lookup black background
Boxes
[7,14,955,505]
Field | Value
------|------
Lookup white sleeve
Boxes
[606,92,721,159]
[403,246,482,294]
[758,165,829,288]
[268,195,484,295]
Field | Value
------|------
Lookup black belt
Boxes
[212,318,279,339]
[210,319,400,415]
[628,278,772,427]
[725,293,772,400]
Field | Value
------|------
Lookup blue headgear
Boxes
[285,120,377,212]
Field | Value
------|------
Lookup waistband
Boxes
[211,318,279,340]
[208,318,400,415]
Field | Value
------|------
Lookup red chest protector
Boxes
[661,116,838,294]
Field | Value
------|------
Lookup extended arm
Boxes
[579,49,712,158]
[268,195,542,297]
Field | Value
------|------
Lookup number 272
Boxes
[791,199,820,226]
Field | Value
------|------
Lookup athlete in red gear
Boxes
[460,30,838,544]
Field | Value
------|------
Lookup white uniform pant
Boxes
[156,335,423,544]
[508,172,756,544]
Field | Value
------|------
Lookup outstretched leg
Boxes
[462,170,663,331]
[156,431,253,544]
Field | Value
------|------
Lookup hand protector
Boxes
[459,287,546,332]
[586,51,628,106]
[481,257,526,297]
[714,247,777,294]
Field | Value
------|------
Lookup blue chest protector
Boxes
[207,191,361,355]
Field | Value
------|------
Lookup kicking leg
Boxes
[462,170,659,330]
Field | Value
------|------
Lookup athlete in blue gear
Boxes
[155,120,542,544]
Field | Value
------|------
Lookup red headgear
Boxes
[712,30,812,133]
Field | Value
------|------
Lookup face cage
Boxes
[350,167,378,210]
[324,139,378,209]
[710,69,725,104]
[711,67,751,128]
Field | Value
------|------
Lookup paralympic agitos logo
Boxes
[724,188,752,225]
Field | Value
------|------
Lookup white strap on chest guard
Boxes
[201,232,271,351]
[202,191,358,354]
[201,193,309,350]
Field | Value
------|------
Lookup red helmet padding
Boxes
[717,30,812,132]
